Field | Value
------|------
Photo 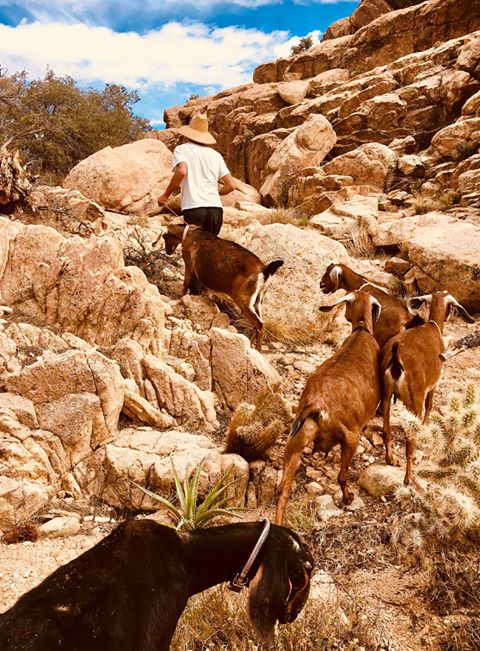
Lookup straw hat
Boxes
[176,113,216,145]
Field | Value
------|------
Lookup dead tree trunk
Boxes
[0,142,32,214]
[441,329,480,361]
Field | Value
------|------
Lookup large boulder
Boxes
[375,214,480,310]
[0,347,124,531]
[242,223,351,343]
[260,115,337,206]
[63,139,172,216]
[210,328,281,410]
[29,186,107,237]
[0,218,165,354]
[76,428,249,511]
[322,143,398,192]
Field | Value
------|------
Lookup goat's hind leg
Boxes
[381,388,400,467]
[338,431,358,505]
[275,419,316,524]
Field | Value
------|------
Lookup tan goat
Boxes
[275,291,382,524]
[163,223,283,352]
[320,263,416,348]
[380,291,475,485]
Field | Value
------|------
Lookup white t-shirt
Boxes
[171,142,230,210]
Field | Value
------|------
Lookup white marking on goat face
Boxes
[330,265,342,290]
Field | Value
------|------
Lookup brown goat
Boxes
[380,291,475,485]
[320,263,415,348]
[275,291,382,524]
[163,223,283,352]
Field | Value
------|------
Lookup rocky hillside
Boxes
[145,0,480,317]
[1,0,480,648]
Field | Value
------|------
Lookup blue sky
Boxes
[0,1,359,126]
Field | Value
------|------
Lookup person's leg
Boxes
[182,207,207,228]
[180,208,207,295]
[203,207,223,235]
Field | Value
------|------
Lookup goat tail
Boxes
[263,259,284,280]
[387,342,404,381]
[290,406,320,438]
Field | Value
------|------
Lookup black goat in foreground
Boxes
[0,519,313,650]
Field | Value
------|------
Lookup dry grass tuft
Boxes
[225,391,291,461]
[343,222,376,259]
[2,522,39,545]
[259,207,310,228]
[171,583,377,651]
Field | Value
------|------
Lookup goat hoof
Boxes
[343,492,354,506]
[386,453,401,467]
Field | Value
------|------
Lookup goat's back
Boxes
[381,323,444,395]
[186,235,265,293]
[0,521,187,651]
[299,330,380,431]
[364,286,411,348]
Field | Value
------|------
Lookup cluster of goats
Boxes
[161,222,475,524]
[0,221,475,650]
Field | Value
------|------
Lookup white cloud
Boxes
[0,20,290,88]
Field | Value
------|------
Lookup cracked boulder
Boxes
[76,428,249,511]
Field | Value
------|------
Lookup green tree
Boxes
[0,68,150,179]
[290,35,314,56]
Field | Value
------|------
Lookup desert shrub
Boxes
[290,35,314,56]
[225,391,291,461]
[134,458,241,531]
[390,387,480,620]
[0,68,149,178]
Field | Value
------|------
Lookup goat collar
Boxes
[228,519,271,593]
[429,319,443,337]
[181,224,190,244]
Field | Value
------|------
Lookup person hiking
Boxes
[157,112,236,236]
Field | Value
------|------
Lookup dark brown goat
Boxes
[320,263,414,348]
[163,223,283,352]
[0,520,313,650]
[276,291,381,524]
[381,291,475,485]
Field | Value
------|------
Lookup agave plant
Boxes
[133,458,241,530]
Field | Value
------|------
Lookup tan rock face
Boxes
[29,186,107,237]
[242,223,351,343]
[322,143,398,192]
[0,218,165,354]
[82,428,249,511]
[260,115,337,206]
[63,139,173,216]
[5,349,124,440]
[429,118,480,161]
[210,328,281,410]
[375,213,480,310]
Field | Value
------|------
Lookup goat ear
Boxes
[447,296,475,324]
[248,554,290,649]
[319,292,355,313]
[329,265,343,291]
[371,298,381,326]
[408,294,432,312]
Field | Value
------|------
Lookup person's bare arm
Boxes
[158,162,187,206]
[218,173,236,196]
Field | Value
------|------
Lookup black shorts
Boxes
[182,206,223,235]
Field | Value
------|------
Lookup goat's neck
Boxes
[341,267,367,291]
[428,302,447,334]
[181,522,268,596]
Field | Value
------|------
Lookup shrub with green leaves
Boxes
[134,458,241,530]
